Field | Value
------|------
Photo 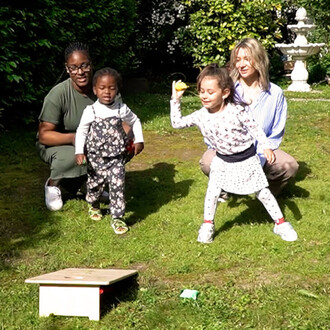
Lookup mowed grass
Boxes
[0,85,329,329]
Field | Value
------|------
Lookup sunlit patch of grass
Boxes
[0,88,329,328]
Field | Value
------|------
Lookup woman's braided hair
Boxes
[64,41,91,62]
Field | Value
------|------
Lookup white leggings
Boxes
[204,187,283,222]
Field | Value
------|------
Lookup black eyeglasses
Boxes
[66,62,91,74]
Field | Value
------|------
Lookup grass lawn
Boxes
[0,85,329,329]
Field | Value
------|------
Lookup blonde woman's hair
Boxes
[229,38,270,91]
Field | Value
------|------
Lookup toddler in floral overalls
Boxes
[75,67,144,234]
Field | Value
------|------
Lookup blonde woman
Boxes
[200,38,299,197]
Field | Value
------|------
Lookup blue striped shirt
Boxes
[235,81,287,166]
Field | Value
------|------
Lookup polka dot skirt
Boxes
[210,154,269,195]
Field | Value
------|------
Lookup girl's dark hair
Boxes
[93,67,123,91]
[196,63,235,105]
[64,42,91,62]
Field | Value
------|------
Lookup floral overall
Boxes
[85,105,128,219]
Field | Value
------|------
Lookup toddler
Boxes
[75,67,144,234]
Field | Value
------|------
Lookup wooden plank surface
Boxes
[25,268,138,285]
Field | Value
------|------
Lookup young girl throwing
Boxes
[75,67,144,234]
[170,64,297,243]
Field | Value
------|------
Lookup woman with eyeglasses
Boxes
[37,42,133,211]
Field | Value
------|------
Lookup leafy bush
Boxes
[129,0,195,79]
[177,0,285,68]
[0,0,136,126]
[308,52,330,84]
[1,0,328,128]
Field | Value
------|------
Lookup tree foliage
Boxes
[177,0,285,69]
[176,0,329,77]
[0,0,328,127]
[0,0,136,122]
[130,0,191,77]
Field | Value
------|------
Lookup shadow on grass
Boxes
[215,196,270,236]
[0,160,192,271]
[125,162,193,225]
[0,186,59,272]
[0,131,59,271]
[214,161,311,237]
[100,274,139,318]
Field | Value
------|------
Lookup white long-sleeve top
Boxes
[170,100,271,156]
[75,99,144,154]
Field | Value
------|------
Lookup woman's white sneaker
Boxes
[45,178,63,211]
[197,223,215,243]
[273,222,298,242]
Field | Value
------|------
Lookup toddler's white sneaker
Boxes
[45,178,63,211]
[273,222,298,242]
[197,222,215,243]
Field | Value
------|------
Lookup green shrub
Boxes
[0,0,136,125]
[307,52,330,84]
[177,0,285,68]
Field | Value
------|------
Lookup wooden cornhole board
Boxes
[25,268,138,320]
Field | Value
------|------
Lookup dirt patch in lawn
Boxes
[126,130,206,172]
